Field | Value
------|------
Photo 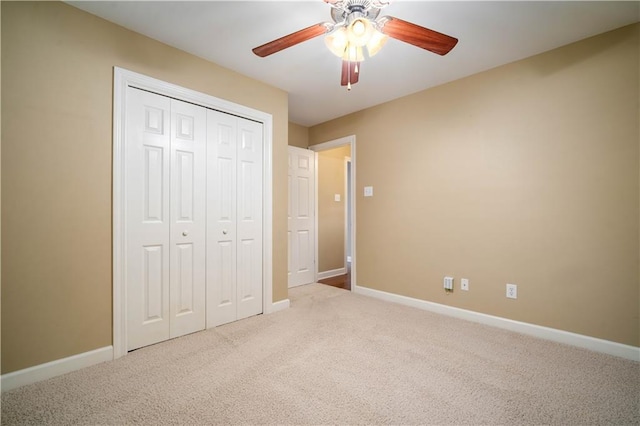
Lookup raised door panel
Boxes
[144,146,164,222]
[126,88,171,351]
[169,99,206,338]
[296,231,311,274]
[142,245,164,322]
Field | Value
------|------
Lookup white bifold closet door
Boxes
[126,88,206,351]
[207,110,263,328]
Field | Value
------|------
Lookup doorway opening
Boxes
[310,136,356,292]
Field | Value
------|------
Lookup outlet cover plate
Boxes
[443,276,454,290]
[461,278,469,291]
[506,283,517,299]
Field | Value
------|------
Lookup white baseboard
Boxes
[317,267,346,280]
[354,286,640,362]
[270,298,290,313]
[1,346,114,392]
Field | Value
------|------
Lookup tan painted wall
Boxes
[1,1,289,373]
[288,122,309,148]
[310,24,640,347]
[318,146,351,272]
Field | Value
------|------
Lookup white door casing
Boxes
[310,136,356,291]
[113,67,274,359]
[287,146,315,288]
[206,110,263,328]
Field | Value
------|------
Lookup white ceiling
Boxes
[68,1,639,126]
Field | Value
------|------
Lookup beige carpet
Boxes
[2,283,638,425]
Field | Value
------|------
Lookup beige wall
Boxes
[318,146,351,272]
[310,24,640,347]
[288,122,309,148]
[1,1,289,373]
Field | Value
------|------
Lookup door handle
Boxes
[182,231,188,237]
[222,230,228,235]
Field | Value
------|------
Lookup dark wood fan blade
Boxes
[253,23,331,57]
[379,16,458,56]
[341,60,361,87]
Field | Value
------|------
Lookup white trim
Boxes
[310,136,355,151]
[113,67,274,358]
[270,298,290,313]
[317,268,347,280]
[261,108,275,315]
[344,156,352,271]
[355,286,640,361]
[1,346,113,392]
[310,136,356,291]
[313,150,319,285]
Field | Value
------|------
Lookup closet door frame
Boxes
[112,67,274,359]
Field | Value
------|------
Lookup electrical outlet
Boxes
[443,276,454,291]
[461,278,469,291]
[506,283,517,299]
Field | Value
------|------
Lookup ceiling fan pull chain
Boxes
[345,43,352,91]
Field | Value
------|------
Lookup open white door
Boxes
[288,146,316,288]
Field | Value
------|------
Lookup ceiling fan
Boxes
[252,0,458,90]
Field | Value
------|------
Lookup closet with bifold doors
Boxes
[125,87,263,352]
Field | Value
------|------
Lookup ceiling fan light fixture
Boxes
[253,0,458,90]
[366,28,388,57]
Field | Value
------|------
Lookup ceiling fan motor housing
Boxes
[330,0,382,26]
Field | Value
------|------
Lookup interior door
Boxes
[168,99,206,338]
[235,117,264,320]
[126,88,206,351]
[206,110,237,328]
[126,88,171,350]
[207,110,263,328]
[288,146,316,288]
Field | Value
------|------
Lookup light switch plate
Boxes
[334,194,341,202]
[364,186,373,197]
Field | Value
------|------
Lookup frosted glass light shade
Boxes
[366,29,388,57]
[325,27,349,58]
